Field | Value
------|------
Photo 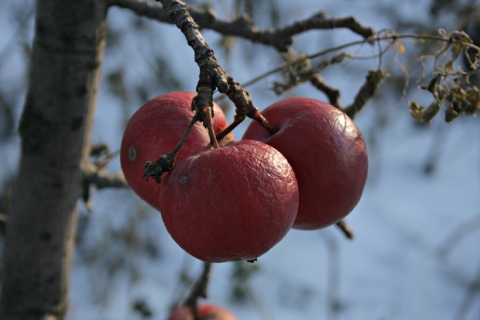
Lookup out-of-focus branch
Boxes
[83,166,128,189]
[108,0,375,51]
[184,262,212,312]
[437,214,480,258]
[276,12,374,42]
[275,48,388,119]
[344,69,389,119]
[81,166,128,211]
[336,220,354,240]
[107,0,216,28]
[275,49,349,109]
[309,75,343,109]
[453,256,480,320]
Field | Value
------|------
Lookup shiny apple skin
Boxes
[159,139,299,262]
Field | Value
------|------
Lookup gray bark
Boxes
[0,0,107,319]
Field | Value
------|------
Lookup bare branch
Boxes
[184,262,212,319]
[453,256,480,320]
[107,0,216,26]
[273,49,349,107]
[344,69,389,119]
[336,220,355,240]
[108,0,375,51]
[276,12,375,42]
[437,214,480,258]
[83,166,128,189]
[156,0,275,138]
[309,75,343,109]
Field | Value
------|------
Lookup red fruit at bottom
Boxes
[159,139,299,262]
[167,304,236,320]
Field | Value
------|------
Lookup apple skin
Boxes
[167,304,236,320]
[159,139,299,262]
[242,97,368,230]
[120,91,233,210]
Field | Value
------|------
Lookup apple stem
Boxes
[216,114,243,141]
[203,106,220,149]
[250,107,278,134]
[143,116,198,183]
[172,115,199,155]
[216,107,278,141]
[336,220,355,239]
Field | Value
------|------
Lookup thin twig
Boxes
[344,69,389,119]
[437,214,480,258]
[319,231,341,320]
[452,256,480,320]
[83,166,128,189]
[310,75,343,109]
[335,220,355,240]
[184,262,212,320]
[274,49,348,108]
[240,32,480,91]
[143,115,198,183]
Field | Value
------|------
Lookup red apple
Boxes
[243,97,368,230]
[159,139,299,262]
[167,304,236,320]
[120,91,233,209]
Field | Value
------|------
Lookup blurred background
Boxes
[0,0,479,319]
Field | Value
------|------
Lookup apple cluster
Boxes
[120,91,368,263]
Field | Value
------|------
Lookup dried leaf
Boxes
[451,43,464,61]
[409,100,441,123]
[421,101,441,123]
[445,104,460,122]
[445,60,454,74]
[409,101,425,121]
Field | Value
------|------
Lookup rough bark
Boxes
[0,0,107,319]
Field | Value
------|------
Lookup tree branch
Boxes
[83,167,128,189]
[155,0,275,138]
[275,12,374,43]
[107,0,217,28]
[344,69,389,119]
[336,220,354,240]
[108,0,375,51]
[108,0,382,121]
[273,49,349,109]
[309,75,343,109]
[184,262,212,317]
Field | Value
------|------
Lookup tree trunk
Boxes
[0,0,107,319]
